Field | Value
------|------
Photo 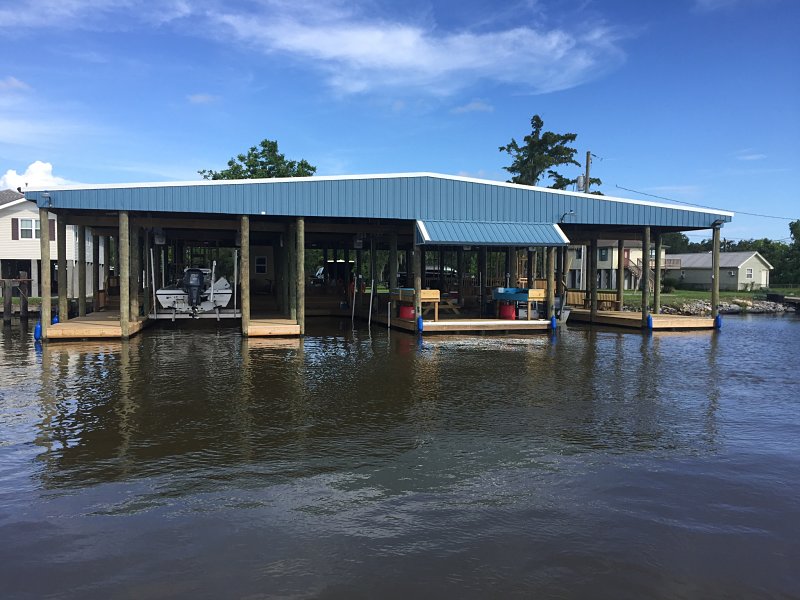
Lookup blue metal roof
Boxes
[26,173,734,230]
[417,220,568,246]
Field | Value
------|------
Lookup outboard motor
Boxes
[182,268,205,310]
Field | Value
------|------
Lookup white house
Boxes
[665,251,773,291]
[565,240,671,290]
[1,189,105,298]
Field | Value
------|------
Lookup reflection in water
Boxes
[1,317,799,598]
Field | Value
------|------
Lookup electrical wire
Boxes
[615,184,797,221]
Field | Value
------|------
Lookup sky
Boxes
[1,0,798,242]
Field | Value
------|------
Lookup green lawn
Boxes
[620,288,796,309]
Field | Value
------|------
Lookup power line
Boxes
[615,184,797,221]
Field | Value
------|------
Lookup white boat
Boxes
[156,262,233,318]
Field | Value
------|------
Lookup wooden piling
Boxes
[296,217,305,335]
[92,233,100,312]
[240,215,250,336]
[78,225,87,316]
[546,247,555,319]
[616,239,625,311]
[130,224,140,320]
[2,281,11,324]
[57,215,67,321]
[288,222,297,321]
[654,231,662,314]
[413,244,422,317]
[39,207,51,339]
[389,233,398,291]
[19,279,28,320]
[641,226,651,329]
[589,238,598,320]
[711,226,720,319]
[119,212,130,339]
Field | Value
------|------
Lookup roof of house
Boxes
[0,189,24,207]
[667,251,773,270]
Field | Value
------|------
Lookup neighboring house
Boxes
[665,251,773,291]
[0,189,105,298]
[566,240,670,290]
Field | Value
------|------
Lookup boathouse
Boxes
[23,173,733,339]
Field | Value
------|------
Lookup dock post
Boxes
[57,215,68,321]
[142,229,151,318]
[2,281,11,325]
[19,278,29,320]
[130,223,140,320]
[457,246,465,306]
[92,233,100,312]
[389,233,398,291]
[589,238,598,320]
[546,246,556,319]
[240,215,250,336]
[39,207,51,340]
[78,225,87,317]
[288,222,297,321]
[119,212,130,339]
[711,225,720,319]
[526,248,534,289]
[479,246,488,315]
[103,236,110,293]
[355,248,363,306]
[296,217,305,335]
[413,243,422,318]
[653,231,662,315]
[641,226,651,329]
[617,240,625,311]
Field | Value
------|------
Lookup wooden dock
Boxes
[248,317,300,337]
[364,308,551,335]
[46,311,150,340]
[569,308,715,330]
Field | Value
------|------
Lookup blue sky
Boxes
[1,0,797,242]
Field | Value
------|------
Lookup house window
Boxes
[20,219,41,239]
[599,248,608,261]
[255,256,268,275]
[575,248,583,259]
[746,268,753,279]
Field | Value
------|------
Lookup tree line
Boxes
[199,116,798,285]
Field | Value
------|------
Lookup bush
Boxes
[662,277,678,294]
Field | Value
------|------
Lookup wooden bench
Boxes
[391,288,442,320]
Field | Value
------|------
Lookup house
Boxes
[665,251,773,291]
[565,240,671,290]
[0,189,105,298]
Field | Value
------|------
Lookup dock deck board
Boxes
[570,308,715,330]
[46,311,149,339]
[248,318,300,337]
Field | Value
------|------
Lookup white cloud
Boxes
[0,161,72,190]
[0,76,31,93]
[210,4,626,96]
[693,0,774,11]
[187,93,217,104]
[736,152,767,161]
[451,100,494,114]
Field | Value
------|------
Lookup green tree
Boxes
[661,232,692,253]
[499,114,601,190]
[199,139,316,180]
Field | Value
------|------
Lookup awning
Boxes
[415,220,569,247]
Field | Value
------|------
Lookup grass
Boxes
[620,288,796,310]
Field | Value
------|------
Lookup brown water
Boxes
[1,316,799,599]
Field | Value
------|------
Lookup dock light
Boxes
[559,209,575,223]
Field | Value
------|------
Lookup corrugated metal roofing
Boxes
[417,220,567,246]
[26,173,734,230]
[667,252,773,269]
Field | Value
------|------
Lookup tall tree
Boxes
[499,114,600,190]
[199,139,316,180]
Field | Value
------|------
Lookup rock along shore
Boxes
[656,299,795,316]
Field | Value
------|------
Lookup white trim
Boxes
[553,223,570,244]
[0,197,34,212]
[28,172,735,218]
[416,219,431,242]
[736,251,774,270]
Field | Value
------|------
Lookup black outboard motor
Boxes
[182,268,205,310]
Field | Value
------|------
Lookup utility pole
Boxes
[584,150,591,193]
